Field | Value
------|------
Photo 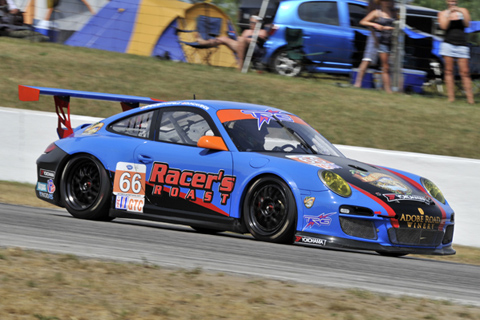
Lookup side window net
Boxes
[158,110,212,146]
[109,111,154,138]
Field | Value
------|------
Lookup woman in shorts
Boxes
[438,0,474,104]
[360,0,396,93]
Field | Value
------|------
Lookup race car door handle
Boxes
[137,154,153,164]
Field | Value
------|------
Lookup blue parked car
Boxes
[260,0,439,76]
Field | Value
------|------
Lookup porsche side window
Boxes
[158,110,213,146]
[298,2,339,26]
[109,111,154,138]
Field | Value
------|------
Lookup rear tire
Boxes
[243,176,296,244]
[61,154,113,221]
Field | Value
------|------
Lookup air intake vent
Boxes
[442,225,454,244]
[340,217,377,239]
[388,228,443,246]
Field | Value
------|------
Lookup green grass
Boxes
[1,37,479,159]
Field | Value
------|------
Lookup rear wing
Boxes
[18,85,163,139]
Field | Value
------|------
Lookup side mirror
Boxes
[197,136,228,151]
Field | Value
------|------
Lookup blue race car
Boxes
[20,85,455,256]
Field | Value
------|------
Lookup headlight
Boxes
[421,178,445,204]
[319,170,352,197]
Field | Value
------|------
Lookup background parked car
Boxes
[241,0,440,77]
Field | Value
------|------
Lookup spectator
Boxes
[360,0,397,93]
[438,0,474,104]
[4,0,19,14]
[354,0,379,88]
[196,15,268,71]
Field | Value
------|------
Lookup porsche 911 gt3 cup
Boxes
[20,85,455,256]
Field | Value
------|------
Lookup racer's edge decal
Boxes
[113,162,147,213]
[148,162,236,213]
[380,193,433,205]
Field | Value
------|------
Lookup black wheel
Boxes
[376,251,407,257]
[61,154,113,221]
[270,49,302,77]
[243,176,296,244]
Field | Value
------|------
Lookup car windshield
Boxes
[220,110,343,157]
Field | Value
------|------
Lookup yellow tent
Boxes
[127,0,238,68]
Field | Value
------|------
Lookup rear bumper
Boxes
[35,146,69,207]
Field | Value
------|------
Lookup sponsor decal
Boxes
[36,182,47,192]
[242,109,293,130]
[398,207,441,229]
[303,196,315,208]
[38,191,54,200]
[83,122,104,135]
[380,193,433,205]
[113,162,147,213]
[302,212,336,231]
[350,170,411,195]
[39,168,55,179]
[115,194,144,213]
[47,179,56,193]
[295,236,327,246]
[287,155,342,170]
[148,162,236,206]
[180,101,209,110]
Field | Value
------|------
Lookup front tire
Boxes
[243,176,296,244]
[61,154,113,221]
[270,49,302,77]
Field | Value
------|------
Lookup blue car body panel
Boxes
[27,86,455,255]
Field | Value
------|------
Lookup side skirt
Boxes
[109,209,247,234]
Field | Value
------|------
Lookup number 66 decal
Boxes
[113,162,146,195]
[113,162,146,213]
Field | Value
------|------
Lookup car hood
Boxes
[272,153,447,230]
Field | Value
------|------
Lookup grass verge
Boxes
[2,247,480,320]
[1,37,479,159]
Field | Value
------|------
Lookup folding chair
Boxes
[282,27,331,75]
[177,15,223,65]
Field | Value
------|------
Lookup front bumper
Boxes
[294,231,456,255]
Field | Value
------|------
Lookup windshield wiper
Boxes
[272,114,317,154]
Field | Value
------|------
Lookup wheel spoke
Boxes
[250,184,288,233]
[66,160,102,209]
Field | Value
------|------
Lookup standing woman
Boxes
[353,0,380,88]
[360,0,397,93]
[438,0,474,104]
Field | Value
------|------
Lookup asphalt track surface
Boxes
[1,203,479,307]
